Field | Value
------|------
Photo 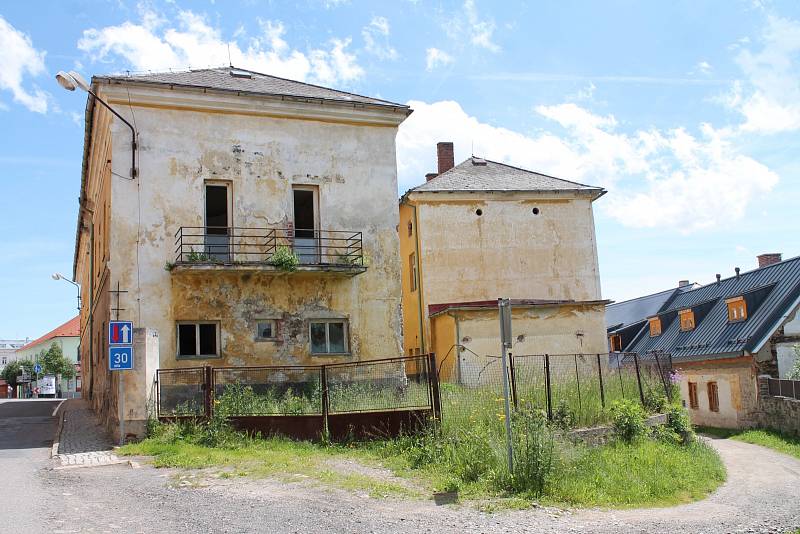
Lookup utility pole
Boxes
[498,298,514,474]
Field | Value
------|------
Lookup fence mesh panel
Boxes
[326,356,432,414]
[157,367,206,416]
[213,366,322,415]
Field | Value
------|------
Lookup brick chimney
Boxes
[757,253,782,268]
[425,172,438,182]
[437,142,454,175]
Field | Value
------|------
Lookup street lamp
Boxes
[55,70,138,179]
[52,272,81,311]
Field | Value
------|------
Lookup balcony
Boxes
[170,226,366,276]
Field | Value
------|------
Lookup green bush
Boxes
[269,245,299,271]
[642,388,669,413]
[551,399,577,430]
[610,399,647,443]
[665,403,694,444]
[503,409,556,495]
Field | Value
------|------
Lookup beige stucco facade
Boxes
[400,187,608,368]
[74,77,410,434]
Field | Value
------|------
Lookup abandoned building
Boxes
[399,143,609,381]
[72,66,412,437]
[609,253,800,428]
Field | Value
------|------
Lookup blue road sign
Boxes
[109,346,134,370]
[33,363,42,374]
[109,321,133,345]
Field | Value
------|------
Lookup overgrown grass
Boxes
[697,426,800,460]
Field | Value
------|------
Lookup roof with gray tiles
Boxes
[625,255,800,363]
[408,157,605,195]
[94,66,409,109]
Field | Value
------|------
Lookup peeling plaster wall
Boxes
[675,357,757,428]
[104,89,403,368]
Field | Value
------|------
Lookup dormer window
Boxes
[609,334,622,352]
[648,317,662,337]
[679,309,695,331]
[726,296,747,322]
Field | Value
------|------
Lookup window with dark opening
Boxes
[177,322,219,358]
[310,320,348,354]
[204,184,230,261]
[409,252,418,292]
[256,320,277,340]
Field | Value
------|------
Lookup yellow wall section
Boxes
[430,313,457,380]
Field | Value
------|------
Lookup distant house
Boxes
[399,142,609,381]
[15,316,81,398]
[612,254,800,428]
[0,339,28,372]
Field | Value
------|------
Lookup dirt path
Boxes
[36,436,799,533]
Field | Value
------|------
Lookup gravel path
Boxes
[37,436,800,533]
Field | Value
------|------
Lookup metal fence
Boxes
[173,226,364,267]
[438,350,673,430]
[767,377,800,400]
[156,354,438,440]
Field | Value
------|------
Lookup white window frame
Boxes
[255,319,278,341]
[309,319,350,355]
[176,321,221,358]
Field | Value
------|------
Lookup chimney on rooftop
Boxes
[678,280,690,288]
[757,253,782,268]
[437,142,454,175]
[425,173,438,182]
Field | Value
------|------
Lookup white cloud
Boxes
[362,16,398,60]
[425,48,454,71]
[0,16,49,113]
[444,0,500,53]
[726,15,800,133]
[78,10,363,85]
[398,100,777,233]
[694,60,713,75]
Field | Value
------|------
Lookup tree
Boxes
[789,344,800,380]
[1,360,34,388]
[38,343,75,380]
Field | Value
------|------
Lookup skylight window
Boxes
[230,69,253,79]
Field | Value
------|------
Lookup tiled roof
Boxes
[19,316,80,352]
[94,66,408,109]
[408,158,605,195]
[625,256,800,362]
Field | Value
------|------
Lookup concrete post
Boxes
[757,374,771,399]
[115,328,159,442]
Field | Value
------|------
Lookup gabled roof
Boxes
[625,255,800,363]
[18,316,80,352]
[94,66,409,110]
[606,283,699,332]
[406,157,605,197]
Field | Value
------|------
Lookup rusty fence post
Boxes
[428,353,442,422]
[596,354,605,409]
[508,352,519,411]
[633,353,645,407]
[203,365,213,419]
[320,365,330,439]
[653,351,670,402]
[544,354,553,421]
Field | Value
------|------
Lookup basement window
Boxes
[679,309,695,331]
[648,317,662,337]
[255,320,277,341]
[726,296,747,322]
[177,322,220,358]
[310,320,349,355]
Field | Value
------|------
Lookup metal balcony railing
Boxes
[173,226,364,269]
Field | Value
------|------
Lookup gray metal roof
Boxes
[606,287,681,331]
[626,255,800,362]
[94,66,409,110]
[408,157,605,195]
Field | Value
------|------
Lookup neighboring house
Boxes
[72,66,411,435]
[15,317,81,398]
[399,143,609,381]
[0,339,28,372]
[617,253,800,428]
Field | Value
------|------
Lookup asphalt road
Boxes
[0,399,63,533]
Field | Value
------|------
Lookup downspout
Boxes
[410,202,426,353]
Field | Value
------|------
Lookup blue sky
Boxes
[1,0,799,338]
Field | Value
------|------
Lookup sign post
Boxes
[109,321,134,446]
[498,298,514,474]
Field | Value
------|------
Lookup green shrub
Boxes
[610,399,647,443]
[269,245,300,271]
[665,403,694,444]
[642,388,669,413]
[186,249,210,262]
[502,409,556,495]
[551,399,577,430]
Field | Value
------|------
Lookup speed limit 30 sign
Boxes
[108,320,134,370]
[109,346,134,370]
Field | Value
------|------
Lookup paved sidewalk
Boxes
[55,399,126,469]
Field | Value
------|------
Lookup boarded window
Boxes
[310,320,349,354]
[688,382,699,409]
[609,334,622,352]
[707,382,719,412]
[726,296,747,322]
[649,317,662,337]
[409,252,418,292]
[679,309,695,331]
[177,322,220,358]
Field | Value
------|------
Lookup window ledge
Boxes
[176,354,222,360]
[310,352,352,357]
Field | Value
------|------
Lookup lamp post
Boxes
[55,70,138,178]
[52,272,81,312]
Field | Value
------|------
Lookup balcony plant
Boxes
[269,245,300,272]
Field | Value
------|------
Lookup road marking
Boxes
[52,400,66,417]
